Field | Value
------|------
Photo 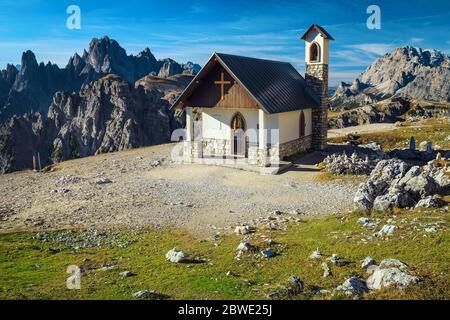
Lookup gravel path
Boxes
[0,143,359,237]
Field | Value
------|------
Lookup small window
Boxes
[299,111,306,137]
[309,42,320,62]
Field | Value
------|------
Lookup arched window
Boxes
[231,112,246,131]
[299,111,306,137]
[309,42,320,62]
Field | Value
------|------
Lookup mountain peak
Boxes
[21,50,38,69]
[331,46,450,108]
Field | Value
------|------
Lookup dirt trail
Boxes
[0,143,359,237]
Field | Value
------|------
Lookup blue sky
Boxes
[0,0,449,85]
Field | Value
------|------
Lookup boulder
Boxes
[379,258,408,270]
[415,196,445,208]
[353,158,447,211]
[334,276,369,296]
[366,265,380,275]
[402,174,439,198]
[354,184,375,211]
[370,159,410,182]
[366,268,420,290]
[361,256,376,269]
[165,248,189,263]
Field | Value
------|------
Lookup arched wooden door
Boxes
[299,111,306,137]
[231,112,247,156]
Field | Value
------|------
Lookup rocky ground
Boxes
[0,143,358,237]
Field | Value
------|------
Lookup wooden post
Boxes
[32,155,36,171]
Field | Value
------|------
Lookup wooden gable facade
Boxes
[174,56,260,110]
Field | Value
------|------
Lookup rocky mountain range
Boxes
[0,73,191,173]
[331,46,450,109]
[0,36,200,124]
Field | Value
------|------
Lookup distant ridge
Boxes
[331,46,450,109]
[0,36,200,123]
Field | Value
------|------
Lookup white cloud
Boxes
[410,38,424,44]
[344,43,394,56]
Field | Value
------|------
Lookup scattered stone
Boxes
[95,178,113,185]
[309,248,323,260]
[361,256,376,269]
[98,265,118,271]
[226,271,238,277]
[287,275,304,292]
[288,208,302,215]
[119,270,134,278]
[261,249,275,258]
[321,262,332,277]
[234,225,250,235]
[322,152,375,176]
[357,217,377,229]
[132,289,164,300]
[267,222,278,230]
[334,276,369,296]
[236,242,255,252]
[415,196,445,209]
[51,188,70,194]
[379,258,408,270]
[33,229,136,250]
[358,142,382,152]
[165,248,189,263]
[424,226,438,233]
[374,224,397,237]
[327,254,339,263]
[367,268,420,290]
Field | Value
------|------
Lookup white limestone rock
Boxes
[334,276,369,296]
[165,248,189,263]
[287,275,304,292]
[374,224,397,237]
[379,258,408,270]
[367,268,420,290]
[236,242,255,252]
[361,256,376,269]
[234,225,250,235]
[309,248,323,260]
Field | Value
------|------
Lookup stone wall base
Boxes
[184,136,312,166]
[279,135,312,159]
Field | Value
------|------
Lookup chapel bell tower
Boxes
[301,24,334,151]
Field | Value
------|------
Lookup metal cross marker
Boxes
[214,72,231,101]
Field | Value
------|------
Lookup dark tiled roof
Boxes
[301,24,334,40]
[215,53,320,113]
[171,52,320,114]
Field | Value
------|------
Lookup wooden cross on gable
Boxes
[214,72,231,101]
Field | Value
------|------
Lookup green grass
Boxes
[0,209,449,300]
[328,118,450,151]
